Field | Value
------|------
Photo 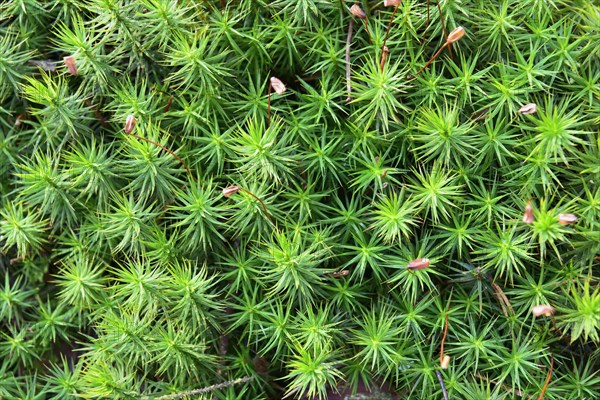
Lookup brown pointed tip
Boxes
[63,55,78,76]
[447,26,465,44]
[350,3,367,19]
[124,115,137,134]
[532,305,555,317]
[518,103,537,115]
[558,213,578,225]
[270,77,286,95]
[522,201,534,224]
[222,186,240,198]
[406,258,430,271]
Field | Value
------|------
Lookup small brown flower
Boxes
[440,355,450,369]
[446,26,465,44]
[222,186,240,198]
[383,0,401,6]
[518,103,537,115]
[522,201,534,224]
[406,258,430,271]
[532,305,555,317]
[350,3,367,19]
[124,115,137,134]
[558,213,578,225]
[63,56,78,76]
[270,77,286,95]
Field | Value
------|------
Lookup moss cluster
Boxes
[0,1,599,399]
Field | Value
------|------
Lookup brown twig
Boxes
[123,132,196,182]
[152,376,253,400]
[537,354,554,400]
[381,2,401,68]
[346,18,354,102]
[436,370,449,400]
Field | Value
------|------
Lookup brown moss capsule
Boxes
[518,103,537,115]
[558,213,578,225]
[63,55,78,76]
[522,201,534,224]
[532,305,555,317]
[270,77,286,95]
[350,3,366,19]
[124,115,137,134]
[406,258,430,271]
[222,186,240,198]
[446,26,465,44]
[384,0,401,6]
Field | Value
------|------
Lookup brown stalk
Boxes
[440,313,449,365]
[414,42,446,76]
[414,26,464,77]
[537,354,554,400]
[423,1,451,58]
[224,186,275,226]
[124,132,196,182]
[238,187,274,225]
[381,2,401,69]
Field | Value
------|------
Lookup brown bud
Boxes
[222,186,240,198]
[384,0,401,6]
[406,258,430,271]
[532,305,555,317]
[270,77,286,95]
[440,355,450,369]
[124,115,137,134]
[522,201,534,224]
[558,213,577,225]
[518,103,537,115]
[63,56,78,76]
[350,3,367,19]
[446,26,465,44]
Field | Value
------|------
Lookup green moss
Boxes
[0,0,599,399]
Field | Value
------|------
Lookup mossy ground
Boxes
[0,1,599,399]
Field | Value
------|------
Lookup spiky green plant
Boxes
[0,0,598,399]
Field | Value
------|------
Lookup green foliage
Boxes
[0,0,599,399]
